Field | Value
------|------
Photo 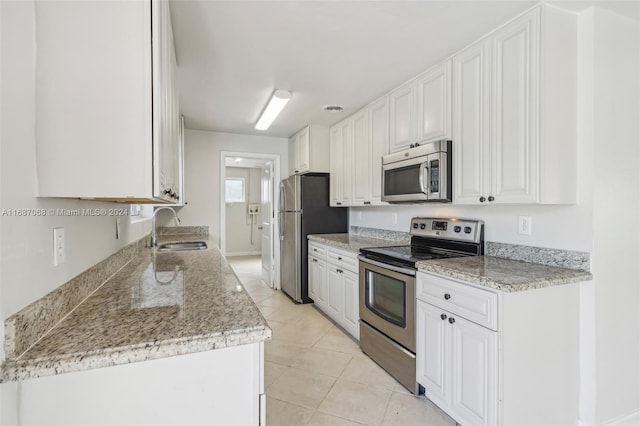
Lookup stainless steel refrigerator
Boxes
[279,173,348,303]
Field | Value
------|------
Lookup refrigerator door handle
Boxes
[278,212,284,241]
[279,184,286,212]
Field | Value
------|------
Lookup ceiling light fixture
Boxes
[255,90,291,130]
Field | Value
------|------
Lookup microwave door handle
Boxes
[419,162,429,195]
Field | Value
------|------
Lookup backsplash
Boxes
[349,226,411,243]
[486,242,590,271]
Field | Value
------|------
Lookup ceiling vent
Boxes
[323,105,344,112]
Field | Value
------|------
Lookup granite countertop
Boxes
[1,234,271,382]
[308,233,405,253]
[417,256,593,292]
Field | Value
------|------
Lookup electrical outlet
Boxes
[518,216,532,236]
[53,227,65,266]
[392,213,398,225]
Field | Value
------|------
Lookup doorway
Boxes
[220,152,280,289]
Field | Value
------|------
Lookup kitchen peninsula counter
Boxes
[308,233,406,253]
[1,233,271,382]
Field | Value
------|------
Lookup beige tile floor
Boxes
[227,256,456,426]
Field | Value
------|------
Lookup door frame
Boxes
[220,151,281,289]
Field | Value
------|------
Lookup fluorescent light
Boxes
[255,90,291,130]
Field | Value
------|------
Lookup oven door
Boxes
[358,258,416,352]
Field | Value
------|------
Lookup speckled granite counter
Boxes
[308,233,405,253]
[417,256,593,292]
[1,234,271,382]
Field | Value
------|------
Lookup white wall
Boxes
[174,129,288,248]
[0,1,152,423]
[589,7,639,425]
[225,167,262,255]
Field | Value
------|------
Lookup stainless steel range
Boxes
[358,217,484,394]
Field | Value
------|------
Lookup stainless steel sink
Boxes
[156,241,208,252]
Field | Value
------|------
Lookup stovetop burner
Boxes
[359,218,484,269]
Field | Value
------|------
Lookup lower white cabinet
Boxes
[417,300,497,426]
[307,241,359,340]
[416,271,582,426]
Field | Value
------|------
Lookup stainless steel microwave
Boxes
[381,140,452,203]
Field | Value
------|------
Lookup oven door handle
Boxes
[358,256,416,276]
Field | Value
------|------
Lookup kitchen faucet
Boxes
[150,206,181,248]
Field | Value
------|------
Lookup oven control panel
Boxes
[410,217,483,243]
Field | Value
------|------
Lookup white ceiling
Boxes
[169,0,636,139]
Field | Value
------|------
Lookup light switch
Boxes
[53,227,65,266]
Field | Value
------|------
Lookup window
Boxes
[225,178,245,203]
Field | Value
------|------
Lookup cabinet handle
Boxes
[410,144,415,148]
[294,170,299,174]
[444,293,451,300]
[313,248,317,252]
[336,202,342,206]
[414,142,420,147]
[488,196,495,202]
[364,201,371,205]
[338,257,342,260]
[440,314,447,320]
[448,317,456,324]
[336,269,343,273]
[479,196,486,203]
[312,258,318,263]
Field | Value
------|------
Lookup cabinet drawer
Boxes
[308,241,327,259]
[417,272,497,331]
[327,247,358,273]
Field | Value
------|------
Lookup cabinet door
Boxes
[326,267,344,319]
[342,270,359,339]
[316,258,328,309]
[296,127,311,173]
[449,315,497,426]
[417,60,452,143]
[490,9,539,204]
[351,109,370,205]
[339,120,353,205]
[452,40,491,205]
[369,96,389,204]
[329,125,344,206]
[389,80,416,153]
[288,136,297,175]
[308,256,320,303]
[416,301,448,408]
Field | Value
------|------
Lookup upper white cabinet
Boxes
[288,125,330,175]
[389,80,417,153]
[35,0,181,203]
[329,96,389,207]
[416,60,452,144]
[368,96,390,203]
[453,6,577,205]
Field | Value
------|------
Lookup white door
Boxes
[261,164,273,287]
[326,267,343,319]
[329,124,343,206]
[389,79,416,153]
[490,9,539,204]
[449,314,497,426]
[342,270,360,340]
[417,301,448,408]
[368,96,389,204]
[416,60,452,143]
[351,109,370,205]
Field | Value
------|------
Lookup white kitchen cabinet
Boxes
[417,300,497,426]
[388,79,417,153]
[307,241,359,340]
[19,342,264,426]
[416,60,452,144]
[368,96,389,203]
[352,109,370,204]
[288,125,330,175]
[416,270,582,425]
[453,6,577,205]
[329,119,353,207]
[35,0,181,203]
[329,96,389,207]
